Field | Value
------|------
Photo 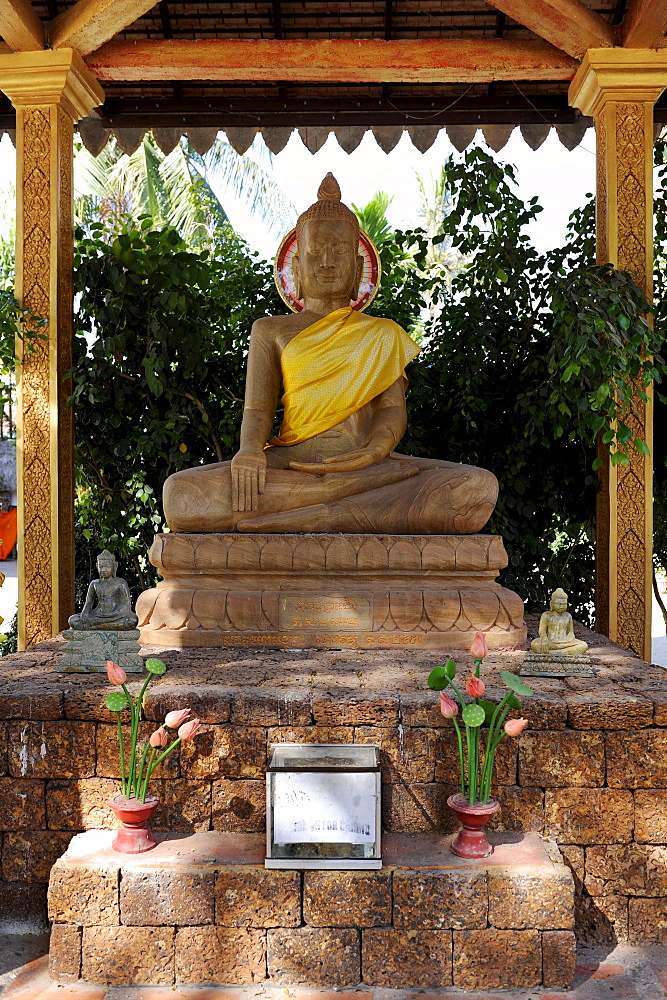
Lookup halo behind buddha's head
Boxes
[274,173,381,313]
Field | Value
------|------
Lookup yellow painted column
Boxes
[0,50,103,648]
[570,50,667,659]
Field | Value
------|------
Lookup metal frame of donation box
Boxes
[265,743,382,869]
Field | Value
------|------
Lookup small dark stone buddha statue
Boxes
[68,549,138,631]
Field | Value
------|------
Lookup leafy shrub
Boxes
[70,153,663,625]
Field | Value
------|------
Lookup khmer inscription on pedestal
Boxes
[136,532,526,651]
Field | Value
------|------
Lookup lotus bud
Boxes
[439,693,459,719]
[465,676,485,698]
[470,631,488,659]
[178,718,201,741]
[504,717,529,737]
[165,708,191,729]
[150,727,168,748]
[105,660,127,686]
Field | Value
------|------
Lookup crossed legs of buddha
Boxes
[163,455,498,535]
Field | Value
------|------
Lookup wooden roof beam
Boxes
[49,0,158,56]
[621,0,667,46]
[484,0,614,58]
[0,0,44,51]
[86,38,579,83]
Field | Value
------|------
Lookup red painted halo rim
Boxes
[274,227,382,313]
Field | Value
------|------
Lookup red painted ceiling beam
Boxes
[86,37,579,83]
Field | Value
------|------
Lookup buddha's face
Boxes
[98,560,115,579]
[294,218,362,303]
[551,596,567,613]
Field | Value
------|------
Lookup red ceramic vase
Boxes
[108,794,160,854]
[447,793,501,859]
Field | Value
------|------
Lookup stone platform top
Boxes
[58,829,559,870]
[0,615,663,727]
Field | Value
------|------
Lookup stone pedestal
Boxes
[48,830,575,989]
[520,652,593,678]
[136,533,526,650]
[57,629,144,672]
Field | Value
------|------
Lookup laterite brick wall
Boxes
[0,627,664,949]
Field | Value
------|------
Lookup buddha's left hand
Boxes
[289,441,389,474]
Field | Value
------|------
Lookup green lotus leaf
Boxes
[105,691,129,712]
[478,699,497,725]
[145,658,167,675]
[427,665,450,691]
[500,670,534,697]
[507,693,522,710]
[462,703,486,727]
[444,659,457,679]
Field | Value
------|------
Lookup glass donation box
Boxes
[265,743,382,869]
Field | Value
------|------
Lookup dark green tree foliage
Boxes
[71,153,661,625]
[72,220,281,591]
[402,150,661,621]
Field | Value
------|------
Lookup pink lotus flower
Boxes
[470,631,488,660]
[178,718,201,741]
[106,660,127,686]
[465,676,486,698]
[165,708,191,729]
[504,717,529,737]
[149,727,168,748]
[439,693,459,719]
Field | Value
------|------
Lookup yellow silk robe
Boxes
[270,307,421,447]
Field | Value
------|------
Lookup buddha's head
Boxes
[97,549,117,579]
[549,588,568,613]
[293,173,364,305]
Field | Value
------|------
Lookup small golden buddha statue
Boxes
[163,173,498,534]
[531,588,588,656]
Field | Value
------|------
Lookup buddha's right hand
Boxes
[231,450,267,512]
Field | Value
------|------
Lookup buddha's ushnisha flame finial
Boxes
[296,172,360,241]
[317,172,342,202]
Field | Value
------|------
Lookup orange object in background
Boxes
[0,507,17,559]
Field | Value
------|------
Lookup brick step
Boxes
[48,830,575,992]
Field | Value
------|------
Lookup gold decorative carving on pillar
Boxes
[0,50,103,648]
[570,49,666,659]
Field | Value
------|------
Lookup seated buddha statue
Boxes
[531,588,588,656]
[68,549,139,631]
[163,174,498,535]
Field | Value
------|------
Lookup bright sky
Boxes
[220,125,597,261]
[0,125,596,258]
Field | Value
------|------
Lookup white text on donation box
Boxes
[273,771,376,844]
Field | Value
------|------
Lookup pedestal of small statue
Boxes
[136,532,526,650]
[58,629,144,672]
[520,651,593,678]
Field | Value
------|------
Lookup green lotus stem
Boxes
[474,657,483,678]
[452,717,466,796]
[468,726,479,805]
[463,723,472,805]
[136,672,153,717]
[141,737,183,802]
[140,748,156,803]
[444,676,465,705]
[135,740,152,800]
[121,682,139,796]
[479,691,512,797]
[116,712,127,797]
[480,703,513,802]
